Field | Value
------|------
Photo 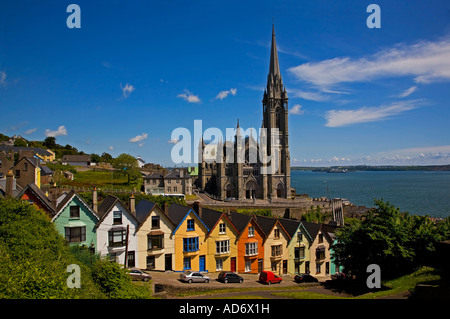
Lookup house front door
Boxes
[283,260,287,274]
[230,257,236,272]
[199,255,206,272]
[165,254,172,271]
[258,259,263,273]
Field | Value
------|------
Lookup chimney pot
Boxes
[129,194,136,215]
[92,186,98,213]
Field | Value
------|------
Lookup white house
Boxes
[96,194,140,267]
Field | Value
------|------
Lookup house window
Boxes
[183,257,191,270]
[167,187,171,192]
[151,216,160,229]
[173,186,177,192]
[187,219,195,231]
[15,170,20,178]
[318,233,324,243]
[316,263,321,274]
[113,211,122,225]
[69,206,80,219]
[219,223,226,234]
[297,232,303,241]
[148,234,164,250]
[245,242,258,256]
[64,226,86,243]
[168,180,171,184]
[216,240,230,254]
[248,226,255,237]
[274,228,280,239]
[24,163,28,171]
[316,247,326,260]
[216,258,223,271]
[295,246,305,259]
[183,237,199,252]
[108,229,127,247]
[245,260,251,272]
[271,244,282,257]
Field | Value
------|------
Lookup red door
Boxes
[230,257,236,272]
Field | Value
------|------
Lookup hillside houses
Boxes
[8,181,342,277]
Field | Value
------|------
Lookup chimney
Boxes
[5,169,14,197]
[129,194,136,215]
[193,200,202,218]
[164,202,169,215]
[92,186,98,213]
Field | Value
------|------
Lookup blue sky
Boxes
[1,0,450,167]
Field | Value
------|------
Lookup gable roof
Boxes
[198,207,239,237]
[278,218,301,240]
[52,190,99,222]
[301,221,323,241]
[253,215,290,240]
[62,155,91,162]
[228,211,265,240]
[135,199,157,224]
[18,183,56,216]
[321,223,340,243]
[96,195,139,227]
[167,203,209,235]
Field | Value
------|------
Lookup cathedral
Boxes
[197,25,292,200]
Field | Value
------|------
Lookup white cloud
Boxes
[121,83,135,98]
[138,143,145,147]
[398,86,417,98]
[24,128,37,135]
[216,88,237,100]
[45,125,67,137]
[0,71,6,86]
[325,100,419,127]
[177,89,200,103]
[108,146,114,151]
[288,37,450,89]
[289,104,304,115]
[129,133,148,143]
[288,89,330,102]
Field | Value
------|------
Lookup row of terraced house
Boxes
[15,183,341,277]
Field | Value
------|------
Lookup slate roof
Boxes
[278,218,301,239]
[198,207,223,231]
[19,183,56,216]
[301,221,322,241]
[227,211,252,233]
[62,155,91,162]
[143,173,164,179]
[135,199,157,224]
[253,215,277,237]
[166,203,193,226]
[97,195,120,219]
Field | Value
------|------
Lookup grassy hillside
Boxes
[0,197,151,299]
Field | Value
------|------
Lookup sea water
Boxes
[290,170,450,218]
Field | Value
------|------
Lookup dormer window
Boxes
[113,211,122,225]
[70,206,80,219]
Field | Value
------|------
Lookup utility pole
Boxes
[124,224,129,268]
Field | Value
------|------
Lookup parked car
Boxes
[259,270,282,284]
[218,271,244,283]
[128,268,152,282]
[179,271,210,283]
[224,197,236,202]
[331,272,347,281]
[294,274,318,283]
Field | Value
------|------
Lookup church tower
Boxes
[262,25,291,199]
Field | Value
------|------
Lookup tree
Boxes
[112,153,140,185]
[101,152,113,163]
[44,136,56,149]
[13,138,27,147]
[332,199,442,280]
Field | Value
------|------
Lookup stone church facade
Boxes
[197,26,291,200]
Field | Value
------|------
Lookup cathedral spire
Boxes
[269,24,280,78]
[267,24,283,93]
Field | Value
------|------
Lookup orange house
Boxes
[228,211,265,274]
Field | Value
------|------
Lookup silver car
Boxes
[179,271,210,283]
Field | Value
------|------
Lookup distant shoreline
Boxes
[291,164,450,172]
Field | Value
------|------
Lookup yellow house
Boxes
[135,199,175,271]
[167,203,209,272]
[301,221,332,276]
[254,215,290,275]
[198,206,240,273]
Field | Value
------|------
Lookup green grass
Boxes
[61,170,142,191]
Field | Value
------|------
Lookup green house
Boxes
[52,190,100,252]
